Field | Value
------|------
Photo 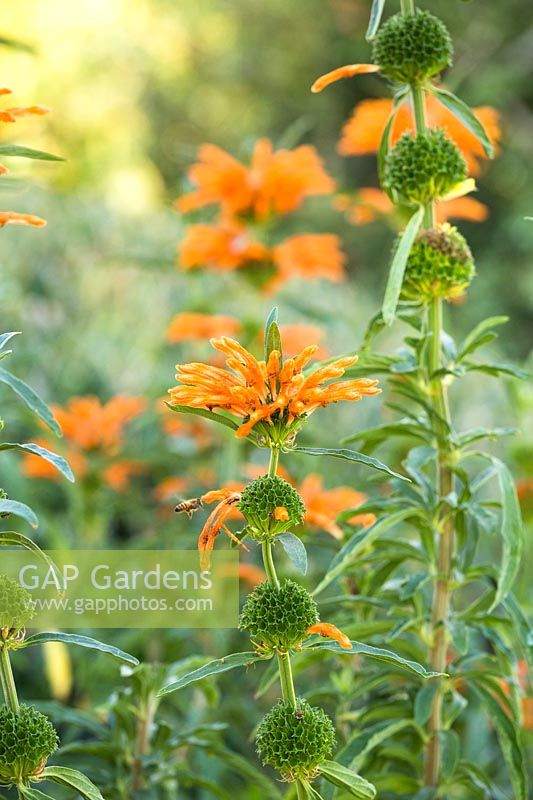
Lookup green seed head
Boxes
[256,698,336,782]
[384,129,467,205]
[401,223,475,302]
[373,10,453,85]
[0,704,59,783]
[239,579,318,652]
[0,575,35,639]
[239,475,305,539]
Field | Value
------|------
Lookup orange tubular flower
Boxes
[299,473,375,540]
[311,64,380,94]
[176,138,335,221]
[166,312,242,343]
[0,211,46,228]
[175,488,247,569]
[307,622,352,650]
[169,336,380,446]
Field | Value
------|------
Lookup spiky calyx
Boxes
[373,10,453,85]
[0,575,35,639]
[0,705,59,783]
[239,476,305,539]
[239,579,318,652]
[256,698,336,782]
[384,129,466,205]
[401,223,475,302]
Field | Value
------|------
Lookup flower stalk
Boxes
[0,645,19,712]
[400,0,455,787]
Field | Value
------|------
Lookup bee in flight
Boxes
[175,497,203,518]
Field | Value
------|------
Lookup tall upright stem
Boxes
[0,645,20,711]
[400,0,454,789]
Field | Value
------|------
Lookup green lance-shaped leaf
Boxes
[292,446,409,482]
[0,498,38,527]
[304,639,443,678]
[166,402,239,433]
[0,144,64,162]
[0,368,61,435]
[275,532,307,575]
[18,787,56,800]
[300,780,325,800]
[320,761,376,798]
[488,458,524,610]
[264,306,282,362]
[457,315,509,361]
[0,331,20,352]
[0,530,64,590]
[470,683,527,800]
[39,767,105,800]
[314,508,418,595]
[431,87,494,158]
[366,0,387,40]
[158,652,268,697]
[0,442,73,482]
[382,206,425,326]
[22,632,139,666]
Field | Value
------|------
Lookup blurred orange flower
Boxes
[338,96,500,176]
[270,234,346,291]
[166,312,242,343]
[278,324,329,360]
[153,476,190,503]
[238,563,267,587]
[0,211,46,228]
[21,395,146,491]
[336,188,489,226]
[177,139,335,220]
[299,473,375,540]
[179,222,268,272]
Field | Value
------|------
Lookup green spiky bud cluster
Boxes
[256,698,336,782]
[401,223,475,302]
[0,704,59,783]
[239,476,305,539]
[0,576,35,639]
[240,579,318,651]
[372,10,453,85]
[384,129,466,205]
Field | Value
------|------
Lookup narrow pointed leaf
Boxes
[382,206,424,325]
[320,761,376,798]
[0,531,64,589]
[488,458,524,610]
[276,532,307,574]
[22,632,139,666]
[292,446,409,481]
[458,315,509,361]
[313,509,417,595]
[366,0,387,40]
[0,498,38,527]
[18,788,55,800]
[0,144,64,161]
[432,87,494,158]
[159,652,268,696]
[264,307,282,362]
[39,767,104,800]
[166,402,239,432]
[0,368,61,435]
[0,331,20,351]
[304,639,443,678]
[0,442,73,481]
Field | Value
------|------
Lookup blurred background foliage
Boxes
[0,0,531,796]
